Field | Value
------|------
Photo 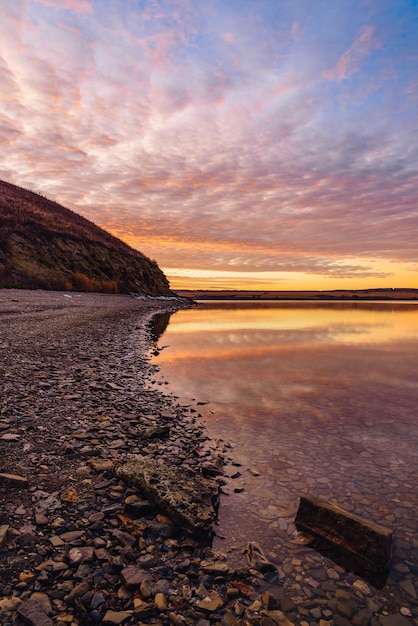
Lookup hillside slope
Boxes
[0,180,170,295]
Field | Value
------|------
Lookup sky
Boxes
[0,0,417,291]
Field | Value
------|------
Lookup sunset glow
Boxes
[0,1,417,290]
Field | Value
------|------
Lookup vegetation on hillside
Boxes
[0,180,171,295]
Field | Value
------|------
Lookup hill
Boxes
[0,180,170,295]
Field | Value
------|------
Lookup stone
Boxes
[65,581,90,604]
[124,497,158,518]
[139,577,153,600]
[114,456,219,535]
[17,598,54,626]
[68,546,94,564]
[195,591,224,612]
[61,487,78,503]
[0,597,22,612]
[35,513,48,525]
[295,496,393,570]
[120,566,150,590]
[89,458,115,472]
[352,579,371,595]
[201,560,230,575]
[399,579,417,598]
[352,608,373,626]
[1,433,20,441]
[0,524,9,546]
[337,599,357,619]
[102,610,133,624]
[245,542,277,572]
[261,610,296,625]
[379,615,414,626]
[0,472,28,486]
[59,530,85,542]
[140,425,170,439]
[29,592,52,615]
[133,598,158,619]
[154,592,168,611]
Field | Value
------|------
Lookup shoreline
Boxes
[175,288,418,301]
[0,289,284,626]
[0,290,417,626]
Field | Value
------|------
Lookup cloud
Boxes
[323,26,379,81]
[0,1,417,288]
[34,0,93,13]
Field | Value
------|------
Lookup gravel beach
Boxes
[0,290,417,626]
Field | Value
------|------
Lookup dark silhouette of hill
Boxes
[0,179,170,295]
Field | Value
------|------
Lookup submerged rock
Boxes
[114,456,220,536]
[245,541,277,573]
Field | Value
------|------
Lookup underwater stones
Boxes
[295,496,393,571]
[114,456,220,536]
[245,541,277,572]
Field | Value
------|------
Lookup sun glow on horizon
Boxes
[164,261,418,292]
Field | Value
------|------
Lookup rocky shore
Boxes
[0,290,417,626]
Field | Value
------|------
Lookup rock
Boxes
[261,609,296,625]
[0,597,22,612]
[140,425,170,439]
[0,472,28,486]
[139,578,153,600]
[379,615,414,626]
[0,524,9,546]
[89,459,115,472]
[1,433,20,441]
[295,496,393,570]
[29,593,52,615]
[120,566,150,590]
[68,546,94,564]
[124,497,157,518]
[201,560,230,575]
[34,512,48,525]
[114,456,219,535]
[61,487,78,503]
[17,598,54,626]
[245,542,277,572]
[133,598,158,619]
[102,610,133,624]
[352,608,373,626]
[399,579,417,598]
[65,581,90,604]
[352,579,371,596]
[195,591,224,612]
[155,592,168,611]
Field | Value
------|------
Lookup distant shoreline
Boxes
[175,288,418,301]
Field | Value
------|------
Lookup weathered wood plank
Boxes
[295,496,393,571]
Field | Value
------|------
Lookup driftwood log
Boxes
[295,496,393,572]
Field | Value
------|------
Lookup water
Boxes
[150,301,418,572]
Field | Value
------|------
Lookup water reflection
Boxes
[151,302,418,578]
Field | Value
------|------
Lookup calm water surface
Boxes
[151,302,418,569]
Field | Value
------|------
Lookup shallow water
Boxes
[151,301,418,571]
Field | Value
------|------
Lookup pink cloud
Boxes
[323,26,379,81]
[34,0,93,13]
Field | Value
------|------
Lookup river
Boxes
[150,301,418,579]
